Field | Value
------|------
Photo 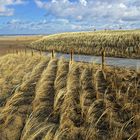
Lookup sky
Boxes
[0,0,140,34]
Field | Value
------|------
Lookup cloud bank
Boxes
[0,0,26,16]
[0,0,140,34]
[34,0,140,29]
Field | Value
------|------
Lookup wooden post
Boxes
[16,49,18,54]
[12,49,15,54]
[39,49,42,56]
[25,48,27,55]
[96,92,99,100]
[31,50,34,56]
[9,46,11,53]
[7,49,10,54]
[21,49,23,55]
[70,49,74,62]
[51,50,54,59]
[102,50,105,70]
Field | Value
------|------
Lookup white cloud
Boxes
[119,3,127,9]
[34,0,140,30]
[3,18,96,34]
[80,0,87,6]
[34,0,43,8]
[71,24,82,30]
[8,19,20,24]
[0,0,26,16]
[0,6,14,16]
[1,0,140,34]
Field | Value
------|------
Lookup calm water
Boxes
[46,52,140,70]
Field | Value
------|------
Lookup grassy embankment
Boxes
[30,30,140,59]
[0,52,139,140]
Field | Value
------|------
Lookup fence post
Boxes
[16,49,19,55]
[102,50,105,70]
[31,50,34,56]
[39,49,42,56]
[12,49,15,54]
[7,49,10,54]
[25,47,27,55]
[70,49,74,63]
[51,50,54,59]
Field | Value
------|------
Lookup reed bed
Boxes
[0,54,41,112]
[53,63,82,140]
[54,59,69,113]
[0,55,49,140]
[80,67,96,118]
[30,30,140,59]
[21,58,58,140]
[0,53,139,140]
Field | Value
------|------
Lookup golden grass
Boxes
[30,30,140,59]
[0,52,139,140]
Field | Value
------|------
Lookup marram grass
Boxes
[30,30,140,59]
[0,53,140,140]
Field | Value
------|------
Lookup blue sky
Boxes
[0,0,140,34]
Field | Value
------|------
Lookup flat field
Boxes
[0,36,42,56]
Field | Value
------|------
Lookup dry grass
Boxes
[0,52,139,140]
[30,30,140,59]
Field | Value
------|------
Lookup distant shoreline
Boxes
[1,29,140,37]
[0,34,47,37]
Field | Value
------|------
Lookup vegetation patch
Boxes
[30,30,140,59]
[0,53,139,140]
